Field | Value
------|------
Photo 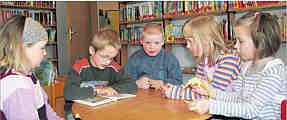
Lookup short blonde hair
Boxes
[142,23,163,40]
[92,29,121,51]
[182,16,227,65]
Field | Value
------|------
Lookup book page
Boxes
[105,94,136,100]
[74,94,136,106]
[74,96,116,107]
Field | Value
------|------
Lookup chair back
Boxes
[282,98,286,120]
[282,66,287,120]
[0,110,6,120]
[50,76,66,110]
[277,95,287,120]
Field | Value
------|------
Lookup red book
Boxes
[1,9,4,24]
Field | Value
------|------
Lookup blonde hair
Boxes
[182,16,227,65]
[234,11,281,59]
[142,23,164,40]
[92,29,121,51]
[0,15,32,75]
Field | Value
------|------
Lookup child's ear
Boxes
[140,39,143,45]
[89,46,95,55]
[161,40,164,46]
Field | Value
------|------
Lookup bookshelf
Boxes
[118,1,287,74]
[0,1,58,74]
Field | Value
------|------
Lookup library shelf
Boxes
[120,16,162,25]
[228,2,287,13]
[163,9,228,20]
[165,41,186,45]
[47,41,57,46]
[0,4,56,10]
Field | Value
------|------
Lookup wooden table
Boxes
[72,89,211,120]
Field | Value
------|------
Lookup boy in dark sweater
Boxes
[124,23,183,90]
[63,29,137,119]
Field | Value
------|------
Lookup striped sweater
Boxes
[210,58,287,119]
[166,49,240,100]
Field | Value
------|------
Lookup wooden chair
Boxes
[50,76,66,110]
[0,110,6,120]
[282,98,286,120]
[277,95,287,120]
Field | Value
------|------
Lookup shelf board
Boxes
[47,41,57,45]
[165,41,186,45]
[120,17,162,24]
[47,58,58,62]
[182,68,196,74]
[43,24,56,28]
[228,2,287,13]
[163,9,228,20]
[0,4,56,10]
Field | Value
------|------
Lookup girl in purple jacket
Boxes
[0,15,62,120]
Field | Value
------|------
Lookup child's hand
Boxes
[184,77,202,88]
[160,83,174,98]
[193,81,216,99]
[185,77,214,98]
[187,99,210,115]
[193,87,209,96]
[164,83,173,88]
[136,77,151,89]
[97,87,119,96]
[149,80,164,90]
[192,80,209,95]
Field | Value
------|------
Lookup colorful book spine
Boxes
[120,2,163,22]
[0,8,55,26]
[281,12,287,42]
[0,1,55,9]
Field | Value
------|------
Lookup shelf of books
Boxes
[0,1,55,10]
[228,1,286,13]
[118,1,286,74]
[0,1,59,75]
[119,1,286,44]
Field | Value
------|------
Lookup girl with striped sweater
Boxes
[163,16,241,101]
[188,11,287,120]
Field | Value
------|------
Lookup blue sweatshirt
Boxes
[124,48,183,85]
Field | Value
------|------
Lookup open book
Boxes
[74,94,136,107]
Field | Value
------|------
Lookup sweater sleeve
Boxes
[124,57,139,80]
[165,86,207,100]
[63,69,95,100]
[165,53,183,85]
[209,74,282,119]
[110,68,138,94]
[211,53,240,91]
[3,88,40,120]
